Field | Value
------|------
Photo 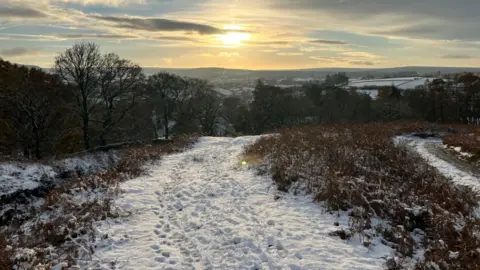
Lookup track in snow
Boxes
[397,136,480,192]
[91,137,390,270]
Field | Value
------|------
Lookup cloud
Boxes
[200,53,214,57]
[50,0,142,6]
[162,57,173,64]
[247,41,291,45]
[300,46,348,52]
[0,33,61,41]
[91,15,223,35]
[370,24,477,41]
[310,56,379,66]
[442,54,475,59]
[0,47,40,57]
[152,36,197,42]
[57,33,137,39]
[277,52,303,56]
[349,61,375,66]
[272,0,480,42]
[0,32,198,43]
[310,39,347,45]
[244,40,294,49]
[310,56,345,63]
[55,33,197,42]
[341,51,380,59]
[219,52,239,57]
[0,6,46,18]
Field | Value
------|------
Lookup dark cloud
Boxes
[442,54,475,59]
[58,34,137,39]
[272,0,480,41]
[91,15,223,35]
[0,47,39,57]
[370,24,477,41]
[55,34,197,42]
[310,39,347,45]
[0,6,46,18]
[273,0,478,19]
[152,36,197,42]
[246,41,291,45]
[349,61,375,66]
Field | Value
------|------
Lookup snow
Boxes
[397,78,432,90]
[396,136,480,191]
[356,89,378,99]
[448,145,474,158]
[54,152,120,175]
[213,87,233,96]
[0,152,119,197]
[348,77,434,90]
[92,136,391,269]
[0,163,56,196]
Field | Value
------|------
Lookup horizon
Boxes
[25,65,480,72]
[1,1,480,69]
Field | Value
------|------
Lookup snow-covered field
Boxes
[356,89,379,99]
[91,137,391,270]
[348,77,434,90]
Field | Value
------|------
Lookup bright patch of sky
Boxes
[1,0,479,69]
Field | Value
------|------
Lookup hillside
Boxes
[142,66,480,80]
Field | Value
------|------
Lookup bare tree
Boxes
[54,42,102,150]
[147,72,186,139]
[95,53,144,145]
[0,64,65,159]
[186,80,223,135]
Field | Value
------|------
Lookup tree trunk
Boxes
[83,116,90,150]
[163,98,169,140]
[439,95,444,123]
[82,95,90,150]
[99,133,107,147]
[34,129,41,160]
[100,112,112,146]
[430,92,436,122]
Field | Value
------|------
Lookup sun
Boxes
[218,25,251,46]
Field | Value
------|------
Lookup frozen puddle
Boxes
[92,137,390,270]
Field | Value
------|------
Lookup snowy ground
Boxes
[0,163,56,196]
[396,136,480,191]
[0,152,119,197]
[91,137,391,270]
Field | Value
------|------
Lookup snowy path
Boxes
[92,137,389,270]
[397,136,480,191]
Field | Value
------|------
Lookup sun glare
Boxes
[218,25,251,46]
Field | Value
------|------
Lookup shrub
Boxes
[246,122,480,269]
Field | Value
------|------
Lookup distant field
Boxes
[348,77,433,89]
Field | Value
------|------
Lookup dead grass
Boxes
[0,134,198,268]
[242,153,265,166]
[246,122,480,270]
[444,128,480,160]
[0,234,13,269]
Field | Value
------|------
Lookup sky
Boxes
[0,0,480,69]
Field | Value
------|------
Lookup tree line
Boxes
[0,43,224,159]
[1,42,480,159]
[231,73,480,134]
